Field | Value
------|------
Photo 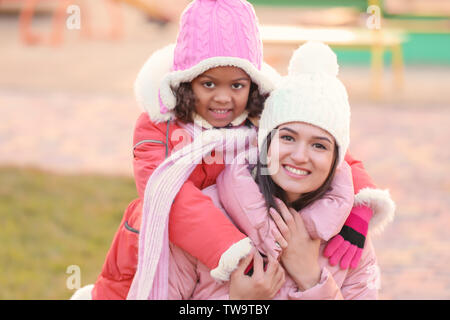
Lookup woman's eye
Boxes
[280,135,294,142]
[313,143,326,150]
[232,83,244,89]
[203,82,215,88]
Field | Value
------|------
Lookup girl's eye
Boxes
[202,82,215,89]
[280,135,294,142]
[232,83,244,89]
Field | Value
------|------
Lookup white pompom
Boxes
[288,41,339,77]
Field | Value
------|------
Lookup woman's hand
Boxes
[270,200,321,291]
[229,250,285,300]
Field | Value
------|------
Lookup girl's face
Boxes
[191,66,251,128]
[267,122,336,203]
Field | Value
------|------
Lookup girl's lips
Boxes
[282,164,310,179]
[208,108,232,120]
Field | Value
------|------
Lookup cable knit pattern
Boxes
[228,0,262,68]
[173,7,191,71]
[173,0,261,71]
[217,5,236,58]
[135,1,276,122]
[153,0,274,117]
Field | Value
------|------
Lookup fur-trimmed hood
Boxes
[134,44,282,123]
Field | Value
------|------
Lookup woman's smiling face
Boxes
[267,122,336,203]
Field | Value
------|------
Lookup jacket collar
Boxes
[192,111,250,130]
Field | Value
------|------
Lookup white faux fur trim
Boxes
[210,237,253,282]
[69,284,94,300]
[134,44,280,123]
[354,188,396,236]
[134,44,175,123]
[161,57,276,109]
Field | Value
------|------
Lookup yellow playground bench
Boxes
[260,24,407,100]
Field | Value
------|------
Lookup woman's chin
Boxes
[280,183,315,202]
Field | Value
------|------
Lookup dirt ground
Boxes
[1,4,449,299]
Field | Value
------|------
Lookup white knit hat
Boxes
[258,41,351,165]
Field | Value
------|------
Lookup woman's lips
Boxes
[282,164,310,179]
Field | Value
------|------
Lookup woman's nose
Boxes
[290,144,309,163]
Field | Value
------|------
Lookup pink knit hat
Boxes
[135,0,277,122]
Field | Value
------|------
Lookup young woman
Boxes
[166,41,395,300]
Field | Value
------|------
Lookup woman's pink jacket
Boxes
[168,162,380,300]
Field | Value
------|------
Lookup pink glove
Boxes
[323,205,373,269]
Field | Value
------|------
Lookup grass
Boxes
[0,166,137,299]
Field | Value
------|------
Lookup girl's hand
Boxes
[229,250,285,300]
[270,201,321,291]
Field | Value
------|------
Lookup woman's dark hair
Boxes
[173,82,268,124]
[255,129,339,214]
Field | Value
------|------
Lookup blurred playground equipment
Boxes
[17,0,123,45]
[0,0,448,100]
[0,0,188,45]
[260,25,406,100]
[382,0,450,32]
[255,0,449,99]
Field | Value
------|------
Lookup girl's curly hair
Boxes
[173,82,269,124]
